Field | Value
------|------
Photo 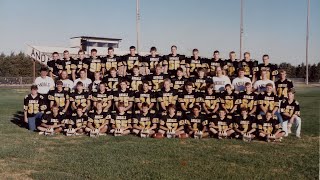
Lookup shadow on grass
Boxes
[10,110,28,129]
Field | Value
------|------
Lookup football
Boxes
[153,133,164,139]
[178,133,189,139]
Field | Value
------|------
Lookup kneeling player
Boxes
[132,103,159,137]
[110,103,132,136]
[37,105,65,135]
[208,109,234,139]
[185,105,209,139]
[233,108,257,142]
[85,101,111,137]
[64,106,88,136]
[258,111,285,142]
[159,104,185,138]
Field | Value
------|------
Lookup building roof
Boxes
[70,36,122,41]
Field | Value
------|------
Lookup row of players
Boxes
[46,46,278,83]
[25,76,301,139]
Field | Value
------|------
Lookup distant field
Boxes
[0,87,319,180]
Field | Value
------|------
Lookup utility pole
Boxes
[306,0,310,85]
[136,0,140,53]
[240,0,244,60]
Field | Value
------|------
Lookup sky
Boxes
[0,0,319,65]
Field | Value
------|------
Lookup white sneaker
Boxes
[296,135,301,138]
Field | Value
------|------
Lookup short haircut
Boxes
[263,54,269,59]
[110,67,116,72]
[76,81,83,86]
[91,49,97,53]
[79,68,86,73]
[77,105,84,110]
[171,45,177,49]
[164,78,171,83]
[279,69,286,74]
[31,85,38,90]
[133,65,139,70]
[185,82,193,87]
[63,50,69,53]
[244,52,250,56]
[288,88,295,94]
[238,68,245,72]
[78,50,85,54]
[229,51,235,55]
[156,64,162,68]
[176,67,183,72]
[214,50,219,54]
[108,47,114,51]
[192,105,201,110]
[150,46,157,52]
[207,83,215,89]
[142,102,149,108]
[40,66,48,72]
[130,46,136,50]
[245,82,252,86]
[96,100,102,105]
[52,52,59,55]
[56,80,63,86]
[193,48,199,53]
[197,67,205,73]
[266,83,273,87]
[240,107,248,112]
[167,104,176,110]
[225,84,232,88]
[118,102,125,107]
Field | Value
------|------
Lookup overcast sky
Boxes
[0,0,319,65]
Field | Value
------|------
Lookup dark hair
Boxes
[40,66,48,72]
[78,50,85,54]
[214,50,219,54]
[63,50,69,53]
[176,67,183,72]
[150,46,157,52]
[130,46,136,50]
[238,68,245,72]
[76,81,83,86]
[31,85,38,90]
[108,47,114,51]
[229,51,235,55]
[192,105,201,110]
[171,45,177,49]
[56,80,63,86]
[52,52,59,55]
[240,107,248,112]
[193,48,199,53]
[185,82,193,87]
[266,83,273,87]
[91,49,97,53]
[245,82,252,86]
[142,102,150,108]
[79,68,86,73]
[225,84,232,88]
[167,104,176,110]
[263,54,269,59]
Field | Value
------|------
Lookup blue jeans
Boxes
[28,112,43,131]
[259,111,283,124]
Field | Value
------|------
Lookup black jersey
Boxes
[160,112,184,130]
[275,79,294,100]
[125,74,145,92]
[103,55,122,71]
[122,54,142,72]
[86,56,103,73]
[113,89,134,107]
[135,90,156,106]
[239,59,258,79]
[237,91,258,112]
[147,73,169,92]
[185,113,208,131]
[191,76,213,92]
[69,90,90,108]
[210,114,233,131]
[60,58,74,75]
[157,88,178,108]
[178,90,201,111]
[65,112,88,129]
[24,94,47,117]
[71,58,87,77]
[207,58,226,75]
[280,99,300,121]
[257,115,281,134]
[48,89,70,108]
[202,91,220,111]
[88,109,111,128]
[110,112,132,128]
[47,59,62,77]
[225,59,239,78]
[163,54,186,74]
[234,115,257,132]
[143,55,164,73]
[133,112,159,129]
[257,63,278,80]
[258,92,280,111]
[171,76,188,92]
[41,111,65,126]
[220,91,239,111]
[91,90,112,108]
[185,56,208,76]
[102,74,122,91]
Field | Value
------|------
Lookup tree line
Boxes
[0,52,319,82]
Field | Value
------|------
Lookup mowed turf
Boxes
[0,87,319,180]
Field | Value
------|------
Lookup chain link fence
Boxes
[0,77,33,86]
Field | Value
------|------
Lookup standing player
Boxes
[258,83,282,123]
[258,112,285,142]
[163,45,186,76]
[207,50,226,76]
[48,80,70,114]
[225,51,239,80]
[143,46,163,75]
[275,70,294,100]
[233,108,258,141]
[60,70,74,92]
[73,69,92,90]
[159,104,185,138]
[110,103,132,136]
[157,79,178,112]
[253,70,275,93]
[280,89,301,138]
[237,82,258,116]
[71,50,87,81]
[191,68,213,92]
[86,101,111,136]
[70,81,90,112]
[257,54,278,81]
[102,67,121,92]
[24,85,47,131]
[171,67,188,93]
[178,82,201,114]
[232,68,252,92]
[37,105,65,135]
[34,67,55,96]
[113,80,134,113]
[121,46,142,76]
[102,47,121,75]
[135,81,156,113]
[220,84,239,115]
[212,66,231,92]
[185,105,209,139]
[132,103,159,137]
[85,49,103,80]
[59,50,74,79]
[202,84,220,115]
[47,52,61,80]
[185,49,208,77]
[147,64,169,92]
[239,52,258,82]
[208,109,234,139]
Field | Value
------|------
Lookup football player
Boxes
[126,65,145,92]
[225,51,239,80]
[73,69,92,90]
[159,104,185,138]
[237,82,258,116]
[275,69,294,100]
[185,105,209,139]
[143,46,163,74]
[70,81,90,112]
[202,84,220,115]
[207,50,226,76]
[86,101,111,136]
[162,45,186,76]
[37,105,65,135]
[48,80,70,114]
[178,82,201,114]
[102,47,121,75]
[132,103,159,137]
[102,67,121,92]
[256,54,278,81]
[110,103,132,136]
[191,68,213,92]
[71,50,87,81]
[208,109,234,139]
[135,81,156,113]
[85,49,103,80]
[220,84,239,115]
[232,68,252,92]
[121,46,142,76]
[91,83,112,111]
[157,79,178,112]
[113,80,134,113]
[65,105,88,135]
[258,111,285,142]
[212,66,231,92]
[59,50,74,79]
[147,64,169,92]
[47,52,61,80]
[185,48,208,77]
[171,67,188,93]
[239,52,258,82]
[233,108,257,141]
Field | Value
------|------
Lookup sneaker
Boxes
[38,132,44,135]
[296,135,301,138]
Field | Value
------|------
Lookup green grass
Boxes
[0,87,319,180]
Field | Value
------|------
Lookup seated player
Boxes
[275,69,294,101]
[110,103,132,136]
[258,83,282,123]
[113,80,134,113]
[132,103,159,138]
[48,80,70,114]
[147,64,169,92]
[202,84,220,115]
[24,85,47,131]
[91,83,112,111]
[185,105,209,139]
[233,108,258,142]
[191,68,213,92]
[237,82,257,116]
[220,84,239,115]
[253,70,275,93]
[178,82,201,114]
[171,67,188,93]
[89,72,102,93]
[126,65,144,92]
[135,81,156,113]
[85,101,111,137]
[37,105,65,135]
[64,105,88,136]
[208,109,234,139]
[159,104,185,138]
[280,89,301,138]
[73,68,92,90]
[212,66,231,92]
[232,68,252,92]
[258,111,285,142]
[157,79,178,112]
[70,81,90,112]
[102,67,121,92]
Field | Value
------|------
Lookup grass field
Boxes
[0,87,319,180]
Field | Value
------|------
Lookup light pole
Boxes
[136,0,140,53]
[306,0,310,85]
[240,0,244,60]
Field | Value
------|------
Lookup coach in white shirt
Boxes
[253,70,275,93]
[232,68,252,92]
[73,69,92,90]
[212,66,231,92]
[34,67,55,95]
[60,70,74,91]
